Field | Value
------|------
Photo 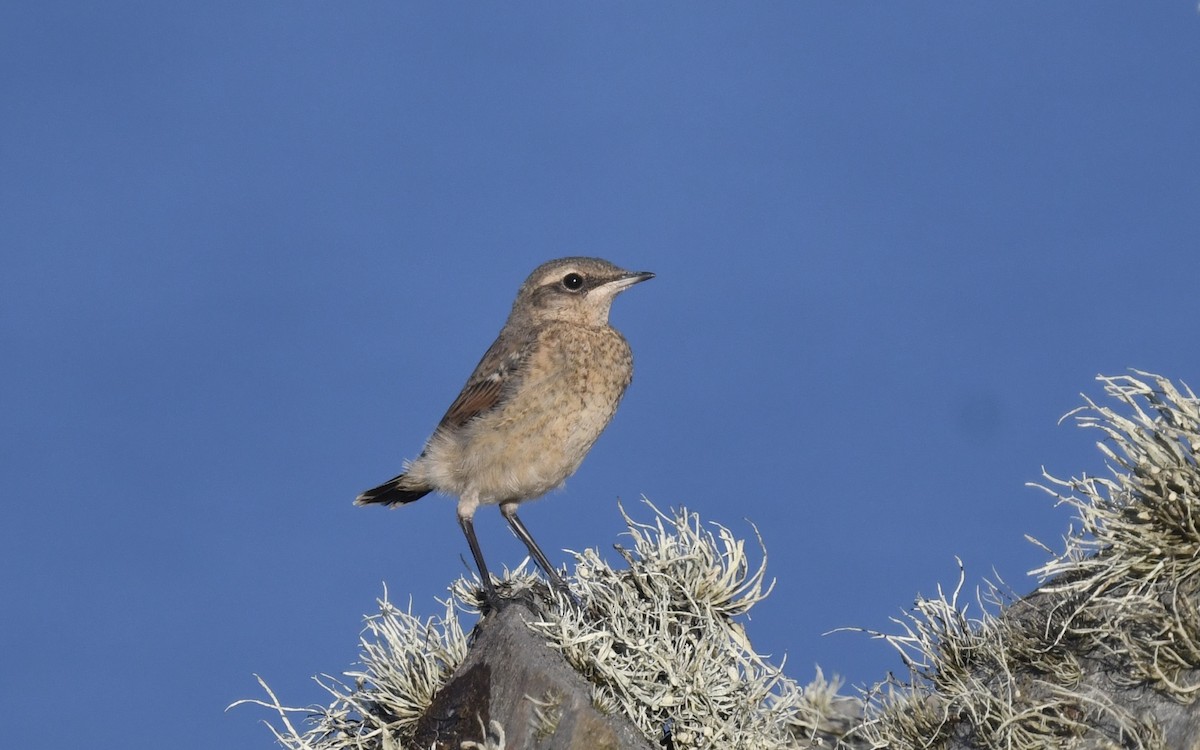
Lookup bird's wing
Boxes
[436,330,532,429]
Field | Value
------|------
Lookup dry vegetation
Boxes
[235,371,1200,749]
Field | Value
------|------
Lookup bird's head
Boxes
[510,257,654,328]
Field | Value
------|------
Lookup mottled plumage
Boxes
[356,257,652,600]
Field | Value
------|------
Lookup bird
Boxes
[356,257,653,601]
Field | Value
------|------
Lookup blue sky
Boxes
[3,3,1199,748]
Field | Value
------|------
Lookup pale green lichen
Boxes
[527,690,564,742]
[234,504,845,749]
[237,371,1200,750]
[853,372,1200,749]
[231,592,468,750]
[521,503,835,749]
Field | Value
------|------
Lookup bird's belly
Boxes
[415,325,632,505]
[456,387,619,503]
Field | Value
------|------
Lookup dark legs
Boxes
[456,499,573,603]
[458,513,497,601]
[501,503,572,597]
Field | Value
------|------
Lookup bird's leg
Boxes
[457,511,498,604]
[501,503,573,599]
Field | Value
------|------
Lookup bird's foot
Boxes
[549,579,583,611]
[473,577,580,616]
[476,584,540,616]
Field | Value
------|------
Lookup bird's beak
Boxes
[591,270,654,301]
[609,271,655,291]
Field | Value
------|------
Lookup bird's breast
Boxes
[453,324,633,503]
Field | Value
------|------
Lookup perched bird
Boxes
[356,257,653,600]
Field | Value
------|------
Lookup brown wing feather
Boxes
[439,375,506,428]
[437,331,530,429]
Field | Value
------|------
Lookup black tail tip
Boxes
[355,477,431,507]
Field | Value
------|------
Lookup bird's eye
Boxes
[561,273,584,291]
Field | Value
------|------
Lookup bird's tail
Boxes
[355,473,432,507]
